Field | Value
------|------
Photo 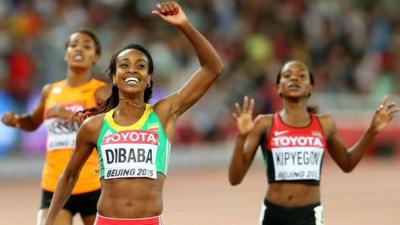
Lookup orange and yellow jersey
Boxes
[42,79,106,194]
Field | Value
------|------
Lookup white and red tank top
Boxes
[263,113,327,185]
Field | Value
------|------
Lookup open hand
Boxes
[233,96,257,136]
[370,95,400,133]
[152,2,188,27]
[1,112,21,128]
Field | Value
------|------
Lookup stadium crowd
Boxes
[0,0,399,151]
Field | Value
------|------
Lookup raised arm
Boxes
[153,2,223,119]
[43,116,101,225]
[1,84,51,131]
[229,97,270,185]
[321,96,399,172]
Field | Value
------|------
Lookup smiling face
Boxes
[64,32,99,69]
[277,61,313,99]
[112,49,151,96]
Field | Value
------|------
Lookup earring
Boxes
[147,83,151,88]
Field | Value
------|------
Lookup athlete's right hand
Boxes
[152,2,188,27]
[233,96,257,137]
[1,112,20,128]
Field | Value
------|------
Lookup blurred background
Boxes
[0,0,400,224]
[1,0,399,174]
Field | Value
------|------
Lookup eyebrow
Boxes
[69,40,93,44]
[283,68,308,72]
[118,58,148,63]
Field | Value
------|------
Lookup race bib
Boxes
[272,147,324,181]
[45,118,79,151]
[101,130,159,179]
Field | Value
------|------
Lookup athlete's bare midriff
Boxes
[266,182,320,207]
[98,174,165,218]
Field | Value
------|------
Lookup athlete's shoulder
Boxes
[254,114,273,133]
[314,114,334,124]
[314,114,336,137]
[40,82,58,100]
[49,79,66,87]
[81,113,106,132]
[84,113,107,123]
[41,83,53,93]
[256,113,273,123]
[91,78,108,86]
[76,113,106,144]
[43,79,66,93]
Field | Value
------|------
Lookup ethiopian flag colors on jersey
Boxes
[96,104,171,179]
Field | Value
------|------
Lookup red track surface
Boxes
[0,158,399,225]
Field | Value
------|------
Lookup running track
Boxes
[0,158,399,225]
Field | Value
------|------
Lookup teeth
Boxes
[125,77,139,84]
[289,84,300,88]
[73,55,83,61]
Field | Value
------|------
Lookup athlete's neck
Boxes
[119,97,146,110]
[280,101,310,127]
[113,99,147,126]
[65,67,92,87]
[118,91,146,110]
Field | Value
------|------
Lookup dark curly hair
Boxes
[65,29,102,56]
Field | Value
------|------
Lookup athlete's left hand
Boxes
[152,2,188,27]
[369,95,400,133]
[47,105,74,120]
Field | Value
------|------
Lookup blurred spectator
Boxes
[6,43,35,101]
[0,91,18,156]
[1,0,400,151]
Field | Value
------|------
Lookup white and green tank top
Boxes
[96,104,171,180]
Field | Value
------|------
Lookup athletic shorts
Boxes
[94,214,163,225]
[40,189,100,217]
[259,200,324,225]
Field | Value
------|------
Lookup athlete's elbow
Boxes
[228,175,243,186]
[62,168,80,184]
[214,61,224,76]
[22,127,37,132]
[67,173,79,183]
[229,179,240,186]
[341,165,354,173]
[21,124,40,132]
[205,61,224,77]
[230,181,242,186]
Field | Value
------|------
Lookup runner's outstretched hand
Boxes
[233,96,258,137]
[369,95,400,133]
[1,112,21,128]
